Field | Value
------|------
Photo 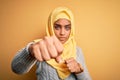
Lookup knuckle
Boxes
[44,36,49,41]
[51,53,58,58]
[30,44,38,51]
[39,40,45,45]
[45,36,49,39]
[44,57,51,61]
[32,44,38,48]
[37,58,43,62]
[45,58,51,61]
[50,49,58,58]
[44,36,52,44]
[58,48,63,53]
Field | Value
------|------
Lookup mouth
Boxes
[58,37,68,44]
[59,37,66,41]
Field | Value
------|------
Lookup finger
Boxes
[44,36,58,58]
[52,36,64,54]
[32,44,43,61]
[65,57,74,64]
[67,62,80,73]
[35,47,43,61]
[66,60,74,69]
[78,63,84,72]
[39,40,51,61]
[67,63,75,73]
[69,67,76,73]
[66,62,72,68]
[55,56,65,63]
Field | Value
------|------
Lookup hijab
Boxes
[46,7,76,79]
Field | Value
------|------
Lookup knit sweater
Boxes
[11,43,92,80]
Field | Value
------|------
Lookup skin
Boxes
[53,19,71,44]
[29,18,83,74]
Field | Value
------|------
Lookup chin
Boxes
[60,40,67,44]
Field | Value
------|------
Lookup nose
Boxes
[60,28,65,35]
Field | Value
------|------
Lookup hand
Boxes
[65,57,84,74]
[29,36,63,63]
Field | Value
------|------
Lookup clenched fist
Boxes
[29,36,63,63]
[65,58,84,74]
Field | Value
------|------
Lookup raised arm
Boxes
[11,42,37,74]
[11,36,63,74]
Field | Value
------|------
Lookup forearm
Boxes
[75,47,92,80]
[11,43,37,74]
[75,68,92,80]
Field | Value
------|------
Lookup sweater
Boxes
[11,43,92,80]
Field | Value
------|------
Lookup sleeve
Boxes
[11,42,37,74]
[75,47,92,80]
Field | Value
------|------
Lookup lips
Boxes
[59,37,66,41]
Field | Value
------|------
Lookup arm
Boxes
[11,42,37,74]
[75,47,92,80]
[11,36,63,74]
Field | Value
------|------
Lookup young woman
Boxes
[11,7,91,80]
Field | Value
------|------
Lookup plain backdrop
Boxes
[0,0,120,80]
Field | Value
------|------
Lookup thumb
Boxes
[55,56,64,63]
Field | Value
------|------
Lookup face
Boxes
[53,19,71,44]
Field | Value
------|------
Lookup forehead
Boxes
[54,19,71,25]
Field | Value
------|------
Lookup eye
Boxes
[54,24,61,30]
[65,25,71,31]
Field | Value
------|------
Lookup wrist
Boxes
[29,44,35,57]
[75,63,84,74]
[27,42,35,57]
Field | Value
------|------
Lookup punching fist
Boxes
[29,36,63,63]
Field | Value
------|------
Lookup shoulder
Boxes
[76,46,83,56]
[76,46,85,63]
[76,46,81,51]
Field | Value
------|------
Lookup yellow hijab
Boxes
[34,7,76,79]
[46,7,76,79]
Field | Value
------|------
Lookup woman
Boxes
[11,7,91,80]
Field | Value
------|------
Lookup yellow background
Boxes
[0,0,120,80]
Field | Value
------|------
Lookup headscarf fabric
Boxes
[46,7,76,79]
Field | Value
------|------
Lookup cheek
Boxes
[67,31,71,37]
[54,30,60,36]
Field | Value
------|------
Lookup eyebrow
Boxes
[54,24,61,26]
[54,23,71,26]
[65,24,71,26]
